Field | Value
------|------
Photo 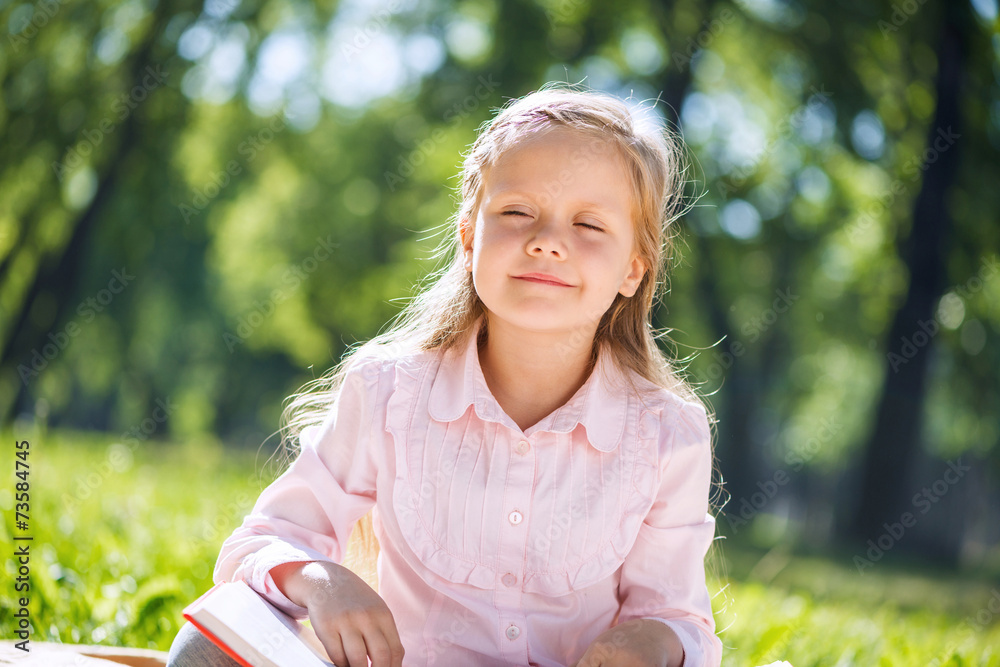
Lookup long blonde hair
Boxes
[276,82,720,588]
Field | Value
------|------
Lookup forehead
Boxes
[483,126,632,204]
[489,126,625,173]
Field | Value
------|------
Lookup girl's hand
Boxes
[270,560,404,667]
[570,618,684,667]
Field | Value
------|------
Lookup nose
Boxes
[527,217,567,259]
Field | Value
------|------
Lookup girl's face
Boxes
[460,126,646,338]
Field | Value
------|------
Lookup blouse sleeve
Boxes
[617,399,723,667]
[212,360,382,618]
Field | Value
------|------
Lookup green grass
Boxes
[712,544,1000,666]
[2,427,999,665]
[1,426,273,650]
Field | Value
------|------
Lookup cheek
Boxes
[582,241,622,271]
[479,226,522,261]
[470,229,504,274]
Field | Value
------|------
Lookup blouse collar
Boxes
[427,315,630,452]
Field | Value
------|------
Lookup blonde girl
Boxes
[168,83,722,667]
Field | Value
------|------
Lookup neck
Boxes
[476,314,597,431]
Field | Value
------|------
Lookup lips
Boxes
[513,273,573,287]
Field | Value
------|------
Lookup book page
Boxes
[184,581,335,667]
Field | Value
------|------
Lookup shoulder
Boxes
[626,375,712,464]
[618,374,715,522]
[340,341,445,394]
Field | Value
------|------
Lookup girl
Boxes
[168,84,723,667]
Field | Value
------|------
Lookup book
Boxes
[183,580,335,667]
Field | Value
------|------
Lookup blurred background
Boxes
[2,0,1000,662]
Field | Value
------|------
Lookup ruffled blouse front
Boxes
[214,315,722,666]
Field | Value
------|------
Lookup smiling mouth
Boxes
[513,276,573,287]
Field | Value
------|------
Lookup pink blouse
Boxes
[214,315,722,666]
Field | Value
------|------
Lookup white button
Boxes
[516,440,530,455]
[506,624,521,640]
[502,573,517,587]
[508,510,523,525]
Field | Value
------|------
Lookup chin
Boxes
[493,312,585,335]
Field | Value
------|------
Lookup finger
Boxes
[363,630,393,667]
[377,616,405,667]
[317,631,348,667]
[341,630,369,667]
[576,645,609,667]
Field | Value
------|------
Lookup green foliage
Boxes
[2,0,993,452]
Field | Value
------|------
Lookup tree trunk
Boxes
[653,0,763,511]
[845,3,967,556]
[0,8,173,424]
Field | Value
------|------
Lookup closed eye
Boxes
[501,211,603,232]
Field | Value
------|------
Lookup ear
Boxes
[618,253,646,298]
[459,217,474,271]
